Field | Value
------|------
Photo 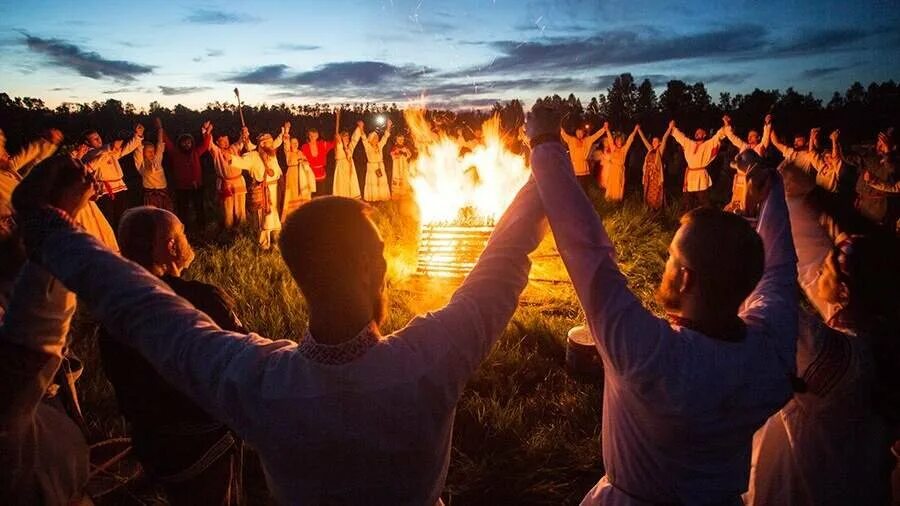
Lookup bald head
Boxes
[119,206,194,276]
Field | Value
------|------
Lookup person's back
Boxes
[524,110,797,505]
[99,208,244,505]
[13,160,546,504]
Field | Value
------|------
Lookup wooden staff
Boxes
[234,88,246,128]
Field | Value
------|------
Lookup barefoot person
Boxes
[526,105,798,505]
[10,134,548,504]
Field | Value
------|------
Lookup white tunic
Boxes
[231,151,283,231]
[561,128,606,176]
[671,127,726,192]
[333,130,362,199]
[132,136,167,190]
[530,142,798,505]
[363,130,391,202]
[390,146,413,198]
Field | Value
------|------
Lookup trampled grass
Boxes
[70,190,678,505]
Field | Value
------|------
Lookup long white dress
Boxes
[333,131,362,199]
[390,145,413,198]
[363,130,391,202]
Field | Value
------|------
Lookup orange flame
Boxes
[403,107,530,225]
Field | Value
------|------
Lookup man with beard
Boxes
[1,156,92,505]
[526,105,798,505]
[98,207,245,505]
[209,125,252,231]
[81,123,144,229]
[857,129,899,232]
[670,119,728,210]
[229,129,284,249]
[162,121,212,233]
[10,128,547,504]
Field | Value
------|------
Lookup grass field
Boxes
[70,188,680,505]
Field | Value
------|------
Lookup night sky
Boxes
[2,0,898,109]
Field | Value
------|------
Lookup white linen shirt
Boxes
[30,175,546,505]
[529,142,798,505]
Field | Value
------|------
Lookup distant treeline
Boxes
[2,76,897,151]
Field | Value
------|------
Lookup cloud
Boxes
[228,64,290,84]
[207,49,224,57]
[450,24,892,78]
[102,87,150,94]
[159,85,214,96]
[275,43,321,52]
[226,61,431,88]
[184,9,260,24]
[800,67,845,79]
[22,34,154,82]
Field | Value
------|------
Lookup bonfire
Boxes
[404,108,530,278]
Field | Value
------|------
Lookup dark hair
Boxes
[279,197,379,298]
[679,207,765,314]
[118,206,178,268]
[80,129,99,144]
[307,128,319,135]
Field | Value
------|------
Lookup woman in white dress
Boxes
[361,119,392,202]
[390,133,413,199]
[332,110,362,199]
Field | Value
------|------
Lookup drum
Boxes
[566,325,603,380]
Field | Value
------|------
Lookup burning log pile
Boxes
[405,107,530,279]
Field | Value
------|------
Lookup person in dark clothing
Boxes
[99,206,244,505]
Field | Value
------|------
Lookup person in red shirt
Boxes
[162,120,212,232]
[300,127,335,196]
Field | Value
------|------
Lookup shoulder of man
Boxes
[163,276,246,333]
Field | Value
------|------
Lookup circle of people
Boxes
[0,103,898,505]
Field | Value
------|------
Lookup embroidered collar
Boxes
[667,314,746,342]
[298,321,381,365]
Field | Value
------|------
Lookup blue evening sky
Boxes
[1,0,898,109]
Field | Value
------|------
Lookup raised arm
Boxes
[586,124,607,145]
[636,126,652,151]
[759,116,772,151]
[723,126,748,152]
[623,126,638,154]
[117,124,144,159]
[739,175,799,364]
[669,121,690,148]
[8,131,61,174]
[20,209,295,444]
[660,124,672,152]
[378,120,392,149]
[525,109,671,378]
[769,129,790,156]
[396,177,545,391]
[196,121,212,155]
[131,141,145,175]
